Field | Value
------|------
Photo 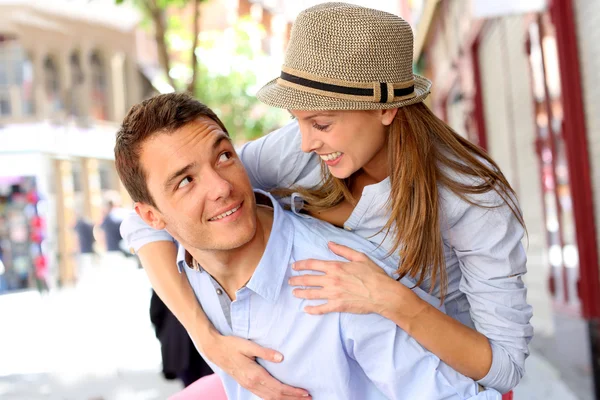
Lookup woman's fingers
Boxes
[292,258,341,272]
[240,361,311,399]
[288,274,329,287]
[242,340,284,362]
[327,241,368,262]
[303,303,340,315]
[292,288,326,299]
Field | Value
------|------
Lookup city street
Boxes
[0,257,582,400]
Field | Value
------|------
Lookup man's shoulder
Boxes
[283,210,395,268]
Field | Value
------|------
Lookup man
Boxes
[114,93,499,400]
[100,199,126,253]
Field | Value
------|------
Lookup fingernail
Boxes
[274,353,283,362]
[292,263,297,270]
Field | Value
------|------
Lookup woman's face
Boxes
[290,109,397,181]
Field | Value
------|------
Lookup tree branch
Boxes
[187,0,201,93]
[143,0,177,90]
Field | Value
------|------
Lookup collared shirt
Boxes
[181,191,500,400]
[120,120,533,394]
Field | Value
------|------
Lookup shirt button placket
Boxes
[231,290,250,338]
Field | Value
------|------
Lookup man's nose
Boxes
[206,170,232,201]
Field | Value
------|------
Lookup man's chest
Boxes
[196,279,353,383]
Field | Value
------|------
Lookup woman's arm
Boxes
[122,215,311,399]
[443,190,533,393]
[378,275,493,380]
[290,243,493,382]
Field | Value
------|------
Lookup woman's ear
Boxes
[380,108,399,126]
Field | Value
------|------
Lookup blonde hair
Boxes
[277,102,524,300]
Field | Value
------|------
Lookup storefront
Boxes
[0,175,48,293]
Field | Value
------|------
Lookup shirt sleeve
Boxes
[119,210,175,253]
[443,188,534,393]
[340,313,501,399]
[238,119,322,190]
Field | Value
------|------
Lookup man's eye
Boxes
[218,152,232,163]
[177,177,192,189]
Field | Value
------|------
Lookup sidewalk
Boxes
[0,257,182,400]
[514,351,579,400]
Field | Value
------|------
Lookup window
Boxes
[89,51,109,120]
[43,56,62,113]
[69,51,84,118]
[0,37,35,117]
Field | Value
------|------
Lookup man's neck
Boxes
[189,205,273,300]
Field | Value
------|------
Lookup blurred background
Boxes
[0,0,598,399]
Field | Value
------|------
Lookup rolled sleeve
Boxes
[119,211,175,254]
[238,120,321,190]
[478,342,522,392]
[446,190,534,393]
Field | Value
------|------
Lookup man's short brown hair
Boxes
[114,92,228,207]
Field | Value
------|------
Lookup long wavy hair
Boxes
[279,102,524,300]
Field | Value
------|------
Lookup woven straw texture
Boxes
[257,2,432,111]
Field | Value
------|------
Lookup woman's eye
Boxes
[177,177,192,190]
[312,123,329,131]
[218,152,232,163]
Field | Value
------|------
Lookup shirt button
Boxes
[216,288,223,295]
[344,226,352,231]
[129,247,135,254]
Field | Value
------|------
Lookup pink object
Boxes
[168,374,227,400]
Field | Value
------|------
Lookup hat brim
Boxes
[256,74,432,111]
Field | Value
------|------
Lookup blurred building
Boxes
[0,0,148,290]
[411,0,600,398]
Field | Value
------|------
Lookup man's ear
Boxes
[134,202,166,230]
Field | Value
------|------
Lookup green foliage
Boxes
[114,1,287,141]
[192,20,288,142]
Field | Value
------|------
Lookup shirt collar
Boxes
[245,190,294,303]
[179,190,294,303]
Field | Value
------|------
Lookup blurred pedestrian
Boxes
[100,200,125,253]
[74,214,98,279]
[149,290,213,387]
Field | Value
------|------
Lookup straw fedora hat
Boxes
[256,2,432,111]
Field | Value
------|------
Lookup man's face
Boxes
[137,118,257,252]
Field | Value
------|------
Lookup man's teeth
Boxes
[210,205,240,221]
[319,152,342,161]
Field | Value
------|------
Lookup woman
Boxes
[122,3,532,398]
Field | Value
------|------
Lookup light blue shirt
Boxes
[121,120,533,394]
[180,191,499,400]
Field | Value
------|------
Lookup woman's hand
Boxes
[203,331,311,399]
[289,242,413,316]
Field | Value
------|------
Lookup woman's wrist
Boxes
[376,276,430,332]
[189,309,221,355]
